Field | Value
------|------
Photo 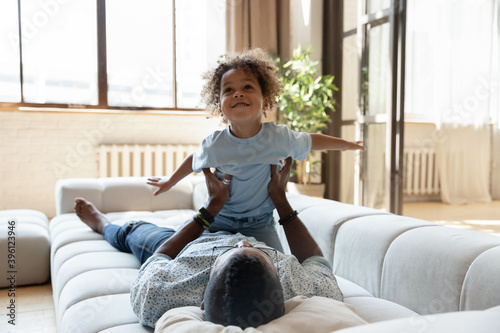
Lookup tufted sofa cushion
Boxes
[0,209,50,287]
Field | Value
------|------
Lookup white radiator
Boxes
[98,144,198,178]
[403,148,440,196]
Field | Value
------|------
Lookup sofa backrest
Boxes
[287,193,500,315]
[55,175,205,215]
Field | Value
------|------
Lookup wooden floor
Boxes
[2,200,499,332]
[0,283,56,333]
[402,200,500,237]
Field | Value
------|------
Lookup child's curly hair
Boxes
[200,48,282,123]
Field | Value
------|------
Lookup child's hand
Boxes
[147,177,173,196]
[343,141,366,151]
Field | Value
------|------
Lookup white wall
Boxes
[0,109,221,217]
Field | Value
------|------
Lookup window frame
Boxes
[0,0,211,112]
[322,0,406,214]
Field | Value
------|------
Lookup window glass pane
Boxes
[405,0,495,123]
[175,0,225,108]
[340,124,356,204]
[0,0,21,102]
[107,0,173,108]
[362,123,387,210]
[343,0,358,32]
[366,22,391,116]
[342,34,358,121]
[21,0,97,104]
[366,0,391,14]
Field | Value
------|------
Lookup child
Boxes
[147,48,364,252]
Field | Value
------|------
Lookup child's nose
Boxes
[233,90,244,98]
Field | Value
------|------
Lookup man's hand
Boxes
[154,169,231,259]
[202,168,232,217]
[268,157,292,206]
[269,157,323,262]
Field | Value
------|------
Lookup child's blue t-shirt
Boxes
[192,121,312,217]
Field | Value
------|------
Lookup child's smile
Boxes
[219,69,267,138]
[232,102,249,108]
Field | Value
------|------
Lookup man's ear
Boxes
[200,300,205,310]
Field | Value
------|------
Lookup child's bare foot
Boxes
[74,198,110,234]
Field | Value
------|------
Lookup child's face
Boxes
[219,69,267,127]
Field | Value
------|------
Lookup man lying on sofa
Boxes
[73,157,343,329]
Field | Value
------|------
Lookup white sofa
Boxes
[0,209,50,287]
[50,176,500,332]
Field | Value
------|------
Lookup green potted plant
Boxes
[275,46,338,196]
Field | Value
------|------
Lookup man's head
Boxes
[202,241,285,329]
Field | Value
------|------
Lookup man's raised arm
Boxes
[268,157,323,263]
[154,168,232,258]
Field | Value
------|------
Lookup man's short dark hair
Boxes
[204,254,285,328]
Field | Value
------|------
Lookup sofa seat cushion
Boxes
[58,268,139,318]
[154,295,367,333]
[60,293,142,333]
[336,276,373,298]
[0,209,50,287]
[51,240,118,282]
[343,296,418,324]
[335,309,500,333]
[54,251,140,307]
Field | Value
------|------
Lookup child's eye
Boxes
[224,87,233,93]
[244,85,253,90]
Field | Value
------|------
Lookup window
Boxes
[405,0,497,124]
[0,0,21,102]
[325,0,406,213]
[175,0,226,109]
[0,0,226,110]
[21,0,98,105]
[106,0,173,108]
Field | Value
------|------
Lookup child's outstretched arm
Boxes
[310,133,365,151]
[147,153,194,196]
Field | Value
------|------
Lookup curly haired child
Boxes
[147,48,364,251]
